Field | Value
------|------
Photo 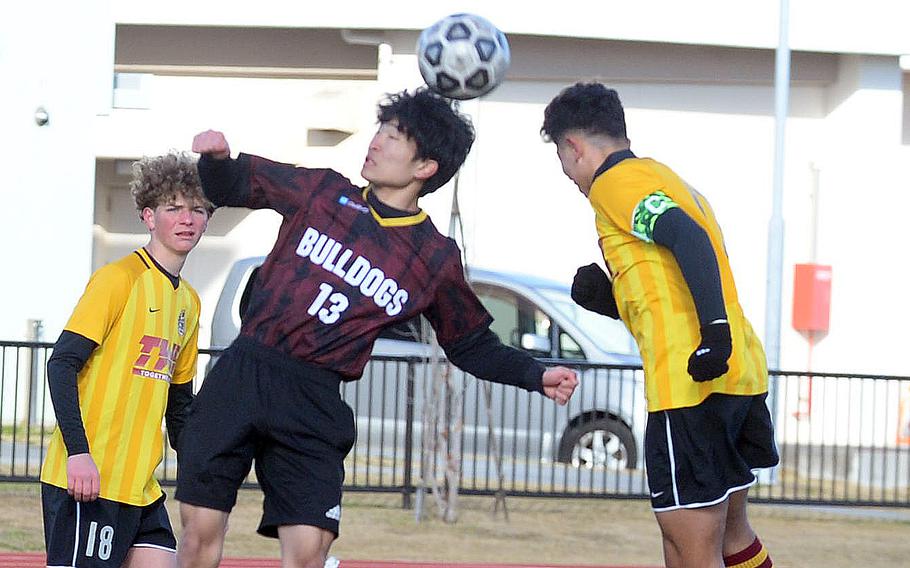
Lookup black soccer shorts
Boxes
[645,392,779,512]
[42,483,175,567]
[175,337,356,538]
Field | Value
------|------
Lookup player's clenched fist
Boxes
[541,366,579,405]
[192,129,231,160]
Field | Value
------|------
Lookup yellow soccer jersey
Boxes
[589,155,767,411]
[41,249,200,506]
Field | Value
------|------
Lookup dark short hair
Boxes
[377,89,475,196]
[541,82,628,144]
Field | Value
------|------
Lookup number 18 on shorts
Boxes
[42,484,176,567]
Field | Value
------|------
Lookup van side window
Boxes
[474,284,553,356]
[558,329,585,360]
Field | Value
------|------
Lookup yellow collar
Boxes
[363,187,427,227]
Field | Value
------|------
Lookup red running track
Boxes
[0,553,655,568]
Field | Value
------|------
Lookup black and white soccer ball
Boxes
[416,13,511,101]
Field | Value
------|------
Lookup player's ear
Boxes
[563,135,584,163]
[414,158,438,182]
[141,206,156,231]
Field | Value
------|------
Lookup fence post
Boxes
[26,319,44,427]
[402,360,416,509]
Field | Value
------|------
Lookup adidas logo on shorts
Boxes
[325,505,341,521]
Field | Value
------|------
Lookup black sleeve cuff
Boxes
[652,207,727,324]
[444,328,545,394]
[165,381,195,455]
[198,154,250,207]
[47,330,97,455]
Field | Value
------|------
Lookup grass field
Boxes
[4,483,909,567]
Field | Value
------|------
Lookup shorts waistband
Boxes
[231,336,342,388]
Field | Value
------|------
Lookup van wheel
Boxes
[558,417,637,470]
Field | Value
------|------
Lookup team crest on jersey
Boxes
[177,309,186,336]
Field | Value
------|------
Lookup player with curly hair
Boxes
[41,151,213,567]
[175,89,579,568]
[542,82,778,568]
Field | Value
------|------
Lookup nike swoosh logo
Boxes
[149,308,161,313]
[650,491,664,498]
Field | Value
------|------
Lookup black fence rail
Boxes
[2,340,909,508]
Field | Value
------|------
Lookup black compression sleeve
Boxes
[165,381,194,455]
[197,154,250,207]
[652,207,727,325]
[443,327,545,394]
[46,331,97,455]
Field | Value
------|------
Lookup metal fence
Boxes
[2,340,909,508]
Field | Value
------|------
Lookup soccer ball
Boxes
[416,13,511,100]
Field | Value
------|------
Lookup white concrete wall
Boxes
[112,0,910,55]
[2,4,909,379]
[0,1,114,341]
[805,55,910,376]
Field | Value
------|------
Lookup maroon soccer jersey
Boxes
[207,153,493,379]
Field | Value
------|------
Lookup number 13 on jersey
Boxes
[308,283,350,324]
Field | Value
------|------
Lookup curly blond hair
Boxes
[130,151,215,219]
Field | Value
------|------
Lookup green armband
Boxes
[631,190,679,242]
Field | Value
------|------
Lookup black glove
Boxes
[687,321,732,382]
[571,263,619,319]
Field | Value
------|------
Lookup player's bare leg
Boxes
[723,488,756,554]
[123,546,176,568]
[177,503,229,568]
[722,488,773,566]
[655,499,727,568]
[277,524,334,568]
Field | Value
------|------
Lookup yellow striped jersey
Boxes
[589,155,767,411]
[41,249,200,505]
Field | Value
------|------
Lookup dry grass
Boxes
[4,483,909,567]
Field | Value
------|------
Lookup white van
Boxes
[209,257,646,470]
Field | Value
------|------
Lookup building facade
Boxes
[2,0,909,376]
